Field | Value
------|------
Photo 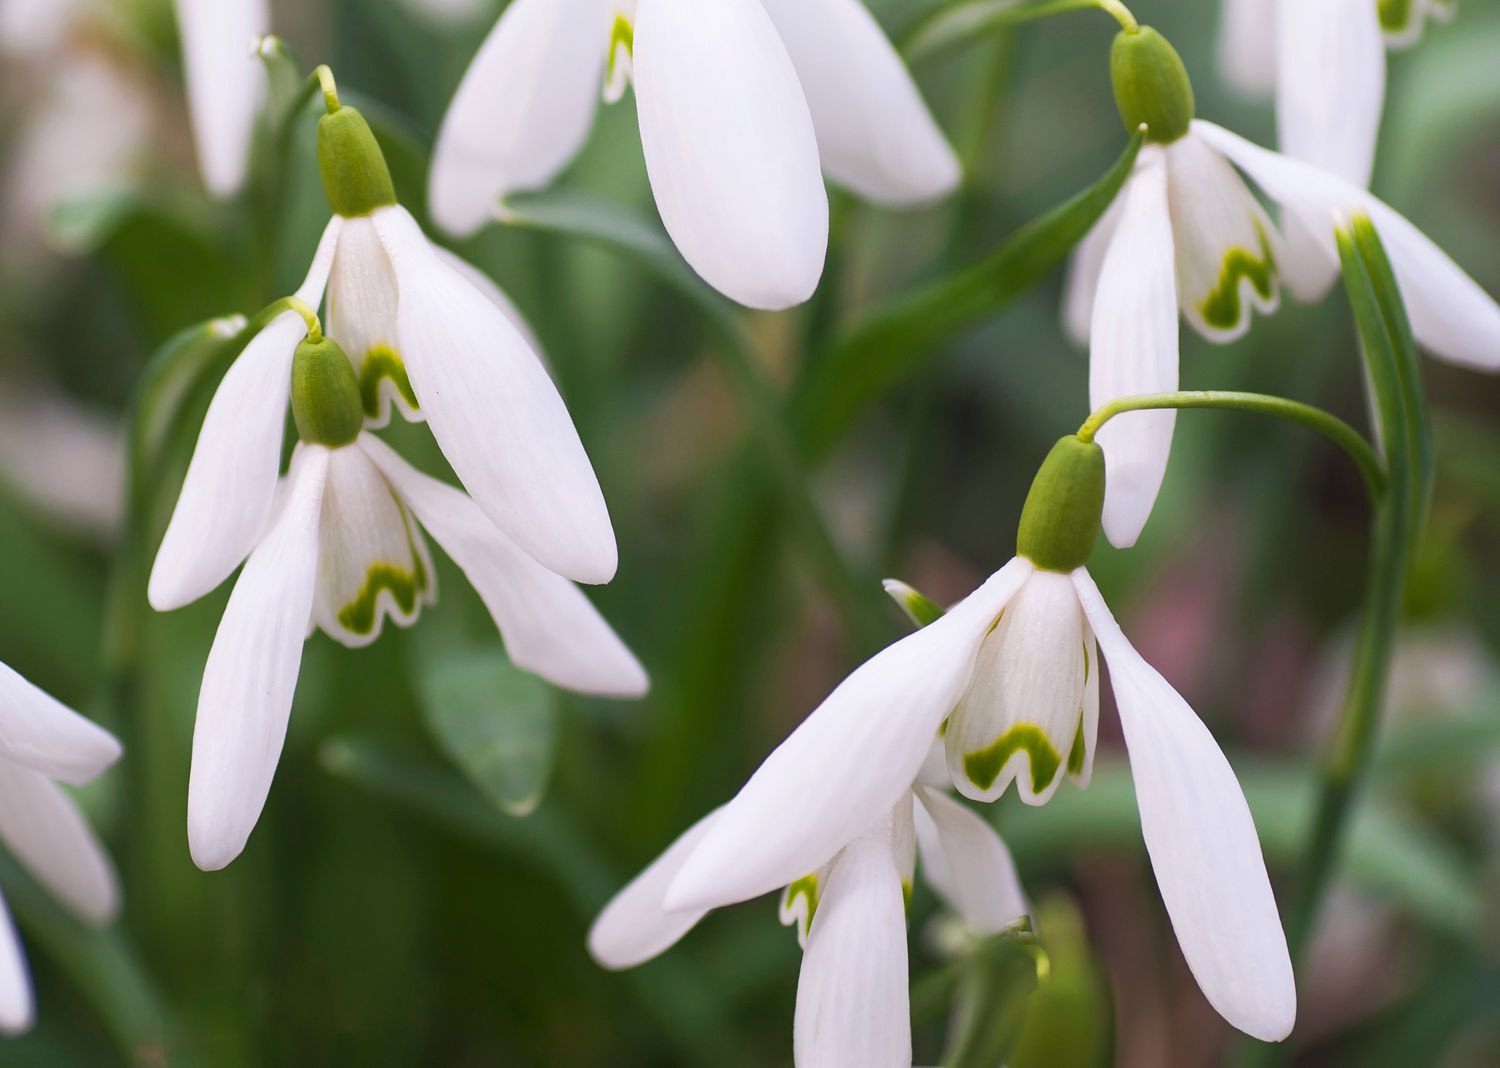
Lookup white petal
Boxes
[1275,0,1385,187]
[295,216,345,307]
[326,216,419,429]
[173,0,268,197]
[1073,568,1295,1042]
[587,807,720,969]
[428,0,609,237]
[188,447,327,872]
[913,785,1028,936]
[361,437,647,697]
[433,247,544,357]
[0,662,120,786]
[1193,119,1500,369]
[759,0,958,206]
[311,445,433,649]
[148,311,301,611]
[1073,630,1100,788]
[946,570,1090,805]
[633,0,828,309]
[0,892,32,1036]
[666,558,1034,912]
[1062,192,1127,348]
[1165,134,1280,342]
[1218,0,1277,98]
[794,818,910,1068]
[373,206,618,583]
[0,762,117,924]
[1090,149,1179,549]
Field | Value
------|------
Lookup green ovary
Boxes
[1377,0,1414,33]
[360,345,418,418]
[964,723,1066,796]
[1198,226,1276,332]
[337,562,423,636]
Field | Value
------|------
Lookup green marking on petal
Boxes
[360,344,418,419]
[901,879,913,915]
[782,873,819,942]
[608,14,634,69]
[337,561,423,636]
[1377,0,1416,34]
[1067,718,1087,777]
[1198,222,1277,333]
[963,723,1064,796]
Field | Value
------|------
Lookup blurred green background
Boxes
[1,0,1499,1064]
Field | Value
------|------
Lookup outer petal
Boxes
[667,558,1034,912]
[0,892,31,1036]
[147,311,302,611]
[633,0,828,309]
[187,447,327,872]
[433,247,544,357]
[1218,0,1277,98]
[793,817,910,1068]
[1073,568,1295,1042]
[0,662,120,786]
[373,206,618,583]
[759,0,958,205]
[428,0,609,237]
[1062,191,1127,348]
[0,762,117,923]
[587,807,721,969]
[1090,149,1180,549]
[361,437,647,697]
[913,785,1028,936]
[1193,120,1500,369]
[173,0,269,197]
[1275,0,1385,187]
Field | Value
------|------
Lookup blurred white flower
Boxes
[0,388,123,541]
[0,0,85,57]
[429,0,958,309]
[172,0,269,196]
[0,662,122,1033]
[172,336,646,872]
[589,744,1027,1068]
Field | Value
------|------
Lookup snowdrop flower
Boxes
[1218,0,1455,185]
[589,743,1027,1067]
[173,0,268,197]
[667,436,1297,1042]
[171,334,646,871]
[0,664,122,1033]
[429,0,959,309]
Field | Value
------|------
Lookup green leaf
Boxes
[943,922,1049,1068]
[999,763,1481,935]
[415,645,559,817]
[903,0,1098,63]
[793,132,1144,460]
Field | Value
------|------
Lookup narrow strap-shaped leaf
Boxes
[902,0,1101,63]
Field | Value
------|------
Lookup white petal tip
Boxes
[188,823,245,873]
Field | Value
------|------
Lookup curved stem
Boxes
[314,64,340,113]
[1077,390,1386,504]
[1095,0,1139,32]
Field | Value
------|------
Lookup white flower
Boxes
[1218,0,1455,185]
[429,0,958,309]
[180,420,646,872]
[0,663,122,1033]
[173,0,269,196]
[663,548,1296,1041]
[588,746,1027,1068]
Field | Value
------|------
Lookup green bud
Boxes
[292,336,364,447]
[1110,26,1194,144]
[1016,436,1105,573]
[317,106,396,218]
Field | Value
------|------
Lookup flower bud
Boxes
[1110,26,1195,144]
[292,336,364,447]
[1016,436,1105,573]
[317,105,397,218]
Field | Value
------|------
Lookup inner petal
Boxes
[326,216,421,427]
[946,570,1089,805]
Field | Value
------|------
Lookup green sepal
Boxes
[317,106,397,218]
[292,336,364,447]
[1016,436,1105,573]
[1110,26,1194,144]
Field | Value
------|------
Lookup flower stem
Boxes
[314,64,341,113]
[1076,390,1386,504]
[1095,0,1139,32]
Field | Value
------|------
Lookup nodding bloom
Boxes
[664,437,1297,1043]
[168,335,646,872]
[0,664,122,1034]
[173,0,269,197]
[1218,0,1454,186]
[429,0,959,310]
[1067,26,1500,549]
[589,743,1028,1068]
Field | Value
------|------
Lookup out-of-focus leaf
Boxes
[903,0,1095,62]
[999,763,1481,934]
[415,645,558,816]
[792,132,1143,459]
[1374,699,1500,779]
[48,189,142,255]
[255,35,307,132]
[1009,895,1111,1068]
[943,922,1048,1068]
[1317,955,1500,1068]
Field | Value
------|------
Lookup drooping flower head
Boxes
[173,0,269,197]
